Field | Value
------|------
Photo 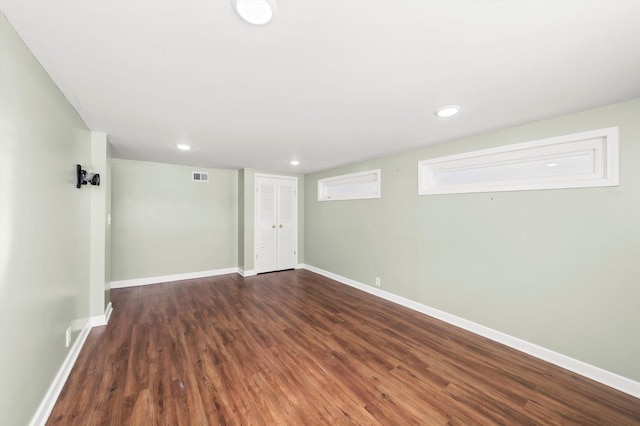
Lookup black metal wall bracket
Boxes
[76,164,100,188]
[76,164,85,188]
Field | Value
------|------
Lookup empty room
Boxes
[1,1,640,424]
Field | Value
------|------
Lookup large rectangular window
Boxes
[418,127,619,195]
[318,169,381,201]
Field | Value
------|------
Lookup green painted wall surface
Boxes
[238,169,245,270]
[241,169,305,272]
[0,12,92,424]
[110,160,238,280]
[304,98,640,382]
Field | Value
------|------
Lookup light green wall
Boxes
[240,169,305,272]
[0,12,92,425]
[110,159,238,280]
[305,98,640,382]
[238,169,245,270]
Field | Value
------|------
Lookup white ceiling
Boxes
[2,1,640,174]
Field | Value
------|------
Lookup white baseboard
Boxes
[238,268,256,277]
[29,320,92,426]
[301,264,640,399]
[90,302,113,327]
[31,303,114,425]
[104,302,113,323]
[110,268,238,288]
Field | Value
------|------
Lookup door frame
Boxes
[254,173,298,273]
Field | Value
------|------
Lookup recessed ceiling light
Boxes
[435,105,461,118]
[290,160,300,166]
[176,143,191,151]
[546,163,558,167]
[232,0,276,25]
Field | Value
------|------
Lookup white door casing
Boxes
[255,174,298,273]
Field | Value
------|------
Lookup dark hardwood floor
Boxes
[47,270,640,425]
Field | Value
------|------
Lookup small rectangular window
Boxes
[318,169,381,201]
[418,127,619,195]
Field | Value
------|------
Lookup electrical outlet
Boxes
[65,327,71,348]
[375,277,381,287]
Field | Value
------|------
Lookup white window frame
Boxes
[418,127,619,195]
[318,169,381,201]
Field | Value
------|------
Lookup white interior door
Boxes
[255,175,297,274]
[256,177,278,273]
[276,179,296,270]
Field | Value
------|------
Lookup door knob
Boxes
[279,224,283,228]
[272,225,276,229]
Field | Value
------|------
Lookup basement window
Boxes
[418,127,619,195]
[318,169,381,201]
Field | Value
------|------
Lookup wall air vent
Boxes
[192,171,209,182]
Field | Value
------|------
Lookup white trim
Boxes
[110,268,238,288]
[253,172,299,180]
[90,302,113,327]
[238,268,257,277]
[29,320,92,426]
[30,302,114,425]
[418,127,619,195]
[317,169,381,201]
[301,264,640,399]
[104,301,113,323]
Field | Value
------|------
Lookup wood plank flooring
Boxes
[47,270,640,425]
